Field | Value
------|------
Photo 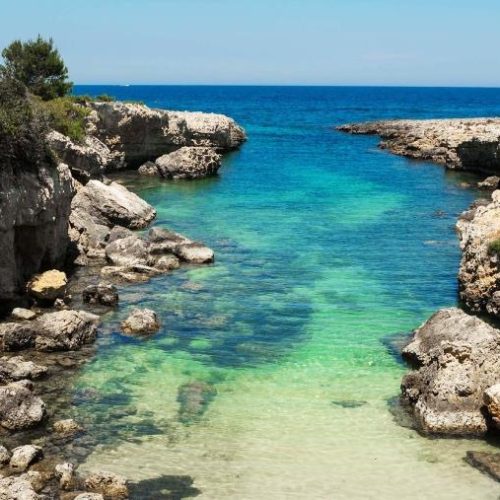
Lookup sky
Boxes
[1,0,499,86]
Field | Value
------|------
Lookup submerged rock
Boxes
[121,309,160,335]
[401,308,500,435]
[331,400,367,409]
[154,146,222,180]
[177,381,217,423]
[0,356,47,383]
[0,380,46,431]
[466,451,500,482]
[82,283,119,307]
[26,270,68,303]
[10,445,43,472]
[53,419,84,438]
[84,471,128,499]
[55,462,78,490]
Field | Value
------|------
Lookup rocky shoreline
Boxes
[339,118,500,480]
[0,99,246,498]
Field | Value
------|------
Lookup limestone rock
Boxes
[175,242,214,264]
[0,163,75,310]
[35,310,98,352]
[53,419,84,438]
[478,175,500,190]
[0,380,46,430]
[154,147,222,180]
[26,270,68,303]
[0,446,10,466]
[82,283,119,307]
[55,462,78,490]
[121,308,160,335]
[0,322,36,351]
[137,161,158,176]
[338,118,500,174]
[401,308,500,435]
[155,255,181,271]
[457,191,500,317]
[0,475,40,499]
[484,384,500,429]
[88,101,246,168]
[10,308,36,321]
[466,451,500,482]
[10,445,43,472]
[84,471,128,499]
[0,356,47,383]
[105,235,151,267]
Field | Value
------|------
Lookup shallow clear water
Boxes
[72,86,500,499]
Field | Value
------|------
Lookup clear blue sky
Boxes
[1,0,499,86]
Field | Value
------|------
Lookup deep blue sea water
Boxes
[71,86,500,499]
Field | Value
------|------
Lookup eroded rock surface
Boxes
[0,381,46,431]
[401,308,500,435]
[84,471,128,499]
[121,308,160,335]
[338,118,500,173]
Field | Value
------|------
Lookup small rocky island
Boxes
[340,118,500,481]
[0,44,246,496]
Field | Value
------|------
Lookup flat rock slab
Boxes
[466,451,500,482]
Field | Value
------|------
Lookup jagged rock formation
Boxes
[0,163,75,312]
[87,101,246,168]
[401,308,500,435]
[338,119,500,174]
[457,190,500,317]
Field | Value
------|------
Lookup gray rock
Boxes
[10,308,36,321]
[401,308,500,435]
[35,310,98,352]
[107,225,133,244]
[175,242,214,264]
[478,176,500,190]
[83,283,119,307]
[466,451,500,482]
[0,356,47,383]
[0,322,36,351]
[155,147,222,180]
[84,471,128,499]
[121,308,160,335]
[10,445,43,472]
[177,381,217,424]
[0,381,46,431]
[105,235,151,267]
[0,475,40,499]
[155,255,181,271]
[74,494,104,500]
[484,384,500,430]
[138,161,159,176]
[53,419,84,438]
[55,462,78,490]
[0,163,75,308]
[0,446,10,466]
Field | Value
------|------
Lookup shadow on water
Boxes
[129,475,201,500]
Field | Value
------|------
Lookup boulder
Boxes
[484,384,500,429]
[155,255,181,271]
[105,235,151,267]
[107,226,133,244]
[0,475,40,499]
[478,176,500,190]
[137,161,158,176]
[10,308,36,321]
[35,310,98,352]
[0,322,36,351]
[154,147,222,180]
[0,381,46,431]
[84,471,128,499]
[100,265,158,284]
[0,356,47,383]
[177,381,217,424]
[55,462,78,490]
[26,270,67,303]
[401,308,500,435]
[82,283,119,307]
[53,419,84,438]
[121,308,160,335]
[10,445,43,472]
[175,242,214,264]
[466,451,500,482]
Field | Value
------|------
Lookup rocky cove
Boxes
[0,99,246,498]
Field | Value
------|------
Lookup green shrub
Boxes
[1,36,72,100]
[96,93,115,102]
[34,96,90,142]
[488,238,500,256]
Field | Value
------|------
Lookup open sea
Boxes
[71,86,500,499]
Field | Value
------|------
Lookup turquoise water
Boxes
[72,87,500,498]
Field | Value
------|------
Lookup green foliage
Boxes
[0,76,50,167]
[34,96,90,143]
[488,238,500,256]
[96,93,115,102]
[1,35,72,100]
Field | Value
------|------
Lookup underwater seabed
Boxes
[70,85,500,498]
